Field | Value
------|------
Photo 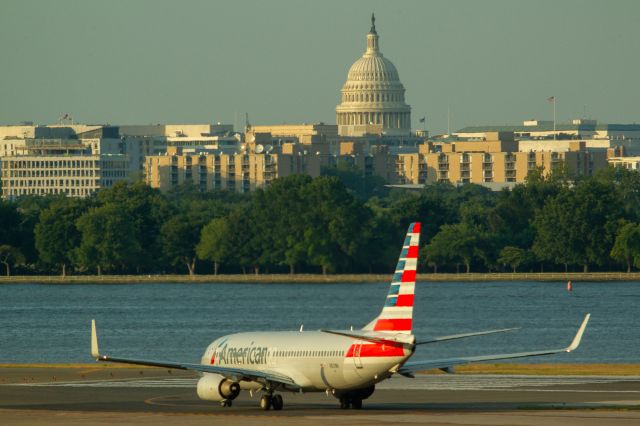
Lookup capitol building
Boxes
[336,15,412,138]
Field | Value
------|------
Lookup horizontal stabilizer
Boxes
[416,327,519,345]
[320,329,415,346]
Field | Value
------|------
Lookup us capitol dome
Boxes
[336,14,412,137]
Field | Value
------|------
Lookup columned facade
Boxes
[336,15,411,137]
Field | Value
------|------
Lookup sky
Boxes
[1,0,639,134]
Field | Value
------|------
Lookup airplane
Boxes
[90,222,590,410]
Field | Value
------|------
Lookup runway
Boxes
[1,367,639,425]
[13,374,640,391]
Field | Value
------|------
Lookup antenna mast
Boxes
[245,112,251,132]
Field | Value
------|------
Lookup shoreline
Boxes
[1,272,640,284]
[1,363,640,376]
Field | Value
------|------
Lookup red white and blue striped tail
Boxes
[363,222,421,334]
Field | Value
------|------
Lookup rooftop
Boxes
[457,123,640,133]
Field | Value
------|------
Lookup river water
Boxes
[0,281,637,364]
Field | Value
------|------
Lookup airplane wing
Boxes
[90,320,298,387]
[398,314,590,378]
[416,327,519,345]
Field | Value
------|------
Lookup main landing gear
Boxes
[220,399,233,408]
[339,397,363,409]
[260,393,284,410]
[336,385,373,409]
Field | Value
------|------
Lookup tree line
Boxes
[2,165,640,276]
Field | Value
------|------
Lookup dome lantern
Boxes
[366,13,379,54]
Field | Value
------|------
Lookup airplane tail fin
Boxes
[363,222,420,334]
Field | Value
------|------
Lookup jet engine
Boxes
[197,374,241,401]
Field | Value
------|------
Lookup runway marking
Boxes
[78,368,107,375]
[14,378,199,388]
[144,393,212,408]
[10,375,640,391]
[379,375,640,391]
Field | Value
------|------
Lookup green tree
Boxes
[457,199,502,271]
[426,223,480,273]
[96,182,172,272]
[498,246,530,273]
[75,204,143,274]
[355,212,397,273]
[421,242,448,273]
[35,198,87,276]
[15,195,60,266]
[302,176,372,274]
[610,222,640,272]
[387,182,461,246]
[533,179,626,272]
[248,175,313,274]
[321,162,389,200]
[0,245,25,276]
[197,217,231,275]
[0,200,21,246]
[593,166,640,219]
[161,205,217,275]
[224,207,260,274]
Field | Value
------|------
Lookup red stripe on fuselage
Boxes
[373,318,412,331]
[412,223,421,233]
[345,342,405,358]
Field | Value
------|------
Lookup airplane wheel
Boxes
[220,399,232,408]
[351,398,362,409]
[260,395,272,411]
[339,398,350,409]
[272,394,284,410]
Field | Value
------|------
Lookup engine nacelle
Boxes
[197,374,241,401]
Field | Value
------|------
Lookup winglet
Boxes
[566,313,590,352]
[91,319,100,359]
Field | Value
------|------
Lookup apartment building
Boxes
[393,132,608,186]
[608,156,640,171]
[144,137,391,193]
[145,146,304,193]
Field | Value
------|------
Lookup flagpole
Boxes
[553,98,556,141]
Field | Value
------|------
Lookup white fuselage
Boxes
[200,331,413,392]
